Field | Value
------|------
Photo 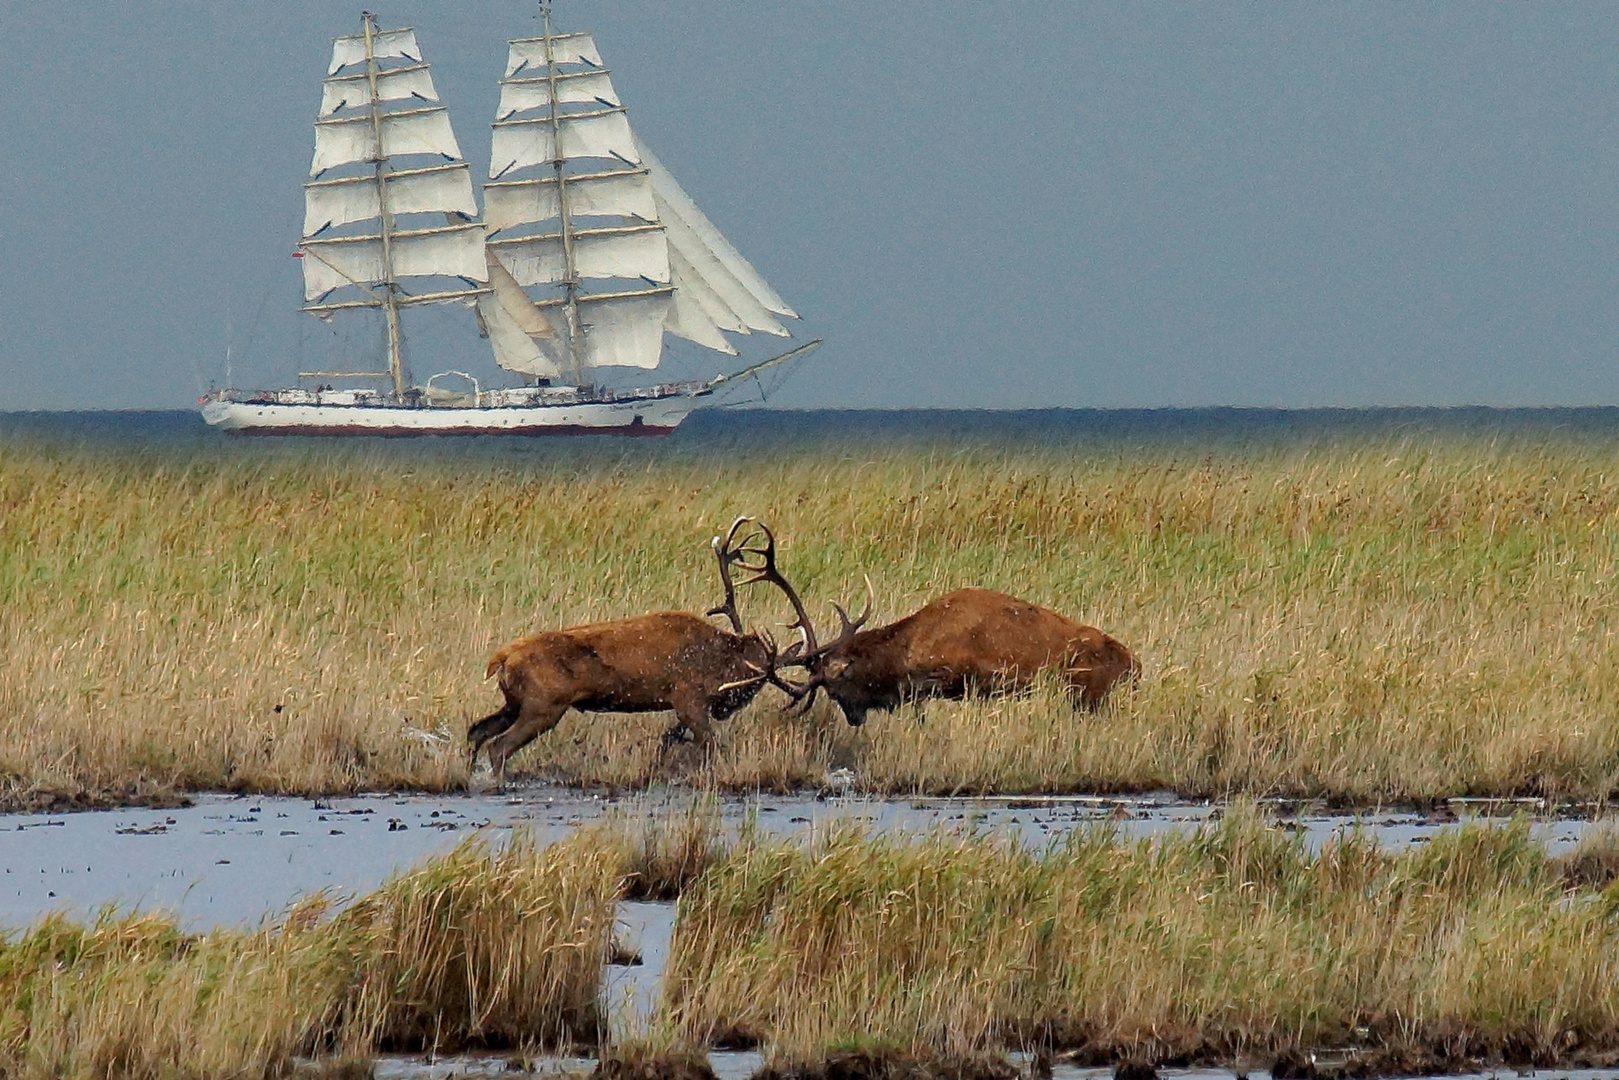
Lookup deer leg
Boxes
[485,697,571,788]
[663,688,716,751]
[467,698,520,769]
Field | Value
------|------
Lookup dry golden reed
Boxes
[0,830,620,1080]
[661,806,1619,1069]
[7,415,1619,805]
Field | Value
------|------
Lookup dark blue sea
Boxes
[3,406,1618,457]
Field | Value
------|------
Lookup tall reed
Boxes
[662,806,1619,1068]
[8,416,1619,803]
[0,830,620,1079]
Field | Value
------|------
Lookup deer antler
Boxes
[705,516,753,635]
[716,628,806,696]
[727,520,821,657]
[710,518,878,714]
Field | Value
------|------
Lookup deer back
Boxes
[491,612,754,704]
[824,588,1134,703]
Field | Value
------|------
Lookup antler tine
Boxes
[705,517,759,635]
[720,515,755,550]
[730,521,821,657]
[827,574,876,640]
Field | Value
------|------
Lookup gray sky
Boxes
[4,2,1618,410]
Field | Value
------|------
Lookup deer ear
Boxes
[825,657,850,680]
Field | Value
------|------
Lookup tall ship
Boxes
[201,7,816,436]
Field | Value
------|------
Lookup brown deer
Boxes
[736,523,1140,727]
[467,520,794,786]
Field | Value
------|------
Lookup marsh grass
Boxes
[660,805,1619,1070]
[9,418,1619,804]
[0,830,620,1080]
[592,795,731,901]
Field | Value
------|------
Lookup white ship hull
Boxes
[201,391,701,436]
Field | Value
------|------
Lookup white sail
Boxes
[304,164,477,236]
[661,207,787,337]
[665,273,739,354]
[329,27,421,74]
[668,246,748,334]
[478,292,562,377]
[637,139,797,324]
[487,253,559,339]
[476,25,802,383]
[320,64,438,117]
[489,225,669,287]
[575,291,672,369]
[489,109,639,178]
[476,253,566,376]
[497,70,620,119]
[312,107,463,176]
[484,168,654,232]
[300,223,488,300]
[505,33,603,76]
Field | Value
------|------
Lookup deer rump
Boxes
[468,611,770,778]
[812,588,1138,726]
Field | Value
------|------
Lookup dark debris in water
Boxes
[753,1051,1017,1080]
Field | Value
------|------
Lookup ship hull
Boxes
[200,393,699,436]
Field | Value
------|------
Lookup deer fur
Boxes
[468,520,790,786]
[788,587,1139,727]
[468,611,775,785]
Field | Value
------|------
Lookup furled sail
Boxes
[482,19,797,380]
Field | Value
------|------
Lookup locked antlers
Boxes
[708,517,873,709]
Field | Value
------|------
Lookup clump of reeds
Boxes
[335,830,619,1051]
[660,804,1619,1072]
[590,795,731,901]
[0,830,620,1080]
[11,418,1619,804]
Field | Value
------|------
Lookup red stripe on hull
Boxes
[229,422,679,437]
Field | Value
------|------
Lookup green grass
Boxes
[7,415,1619,805]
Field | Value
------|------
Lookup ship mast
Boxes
[542,0,585,386]
[361,11,407,399]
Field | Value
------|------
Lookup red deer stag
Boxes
[739,525,1140,727]
[467,520,793,785]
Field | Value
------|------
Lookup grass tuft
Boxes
[0,830,619,1079]
[659,804,1619,1071]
